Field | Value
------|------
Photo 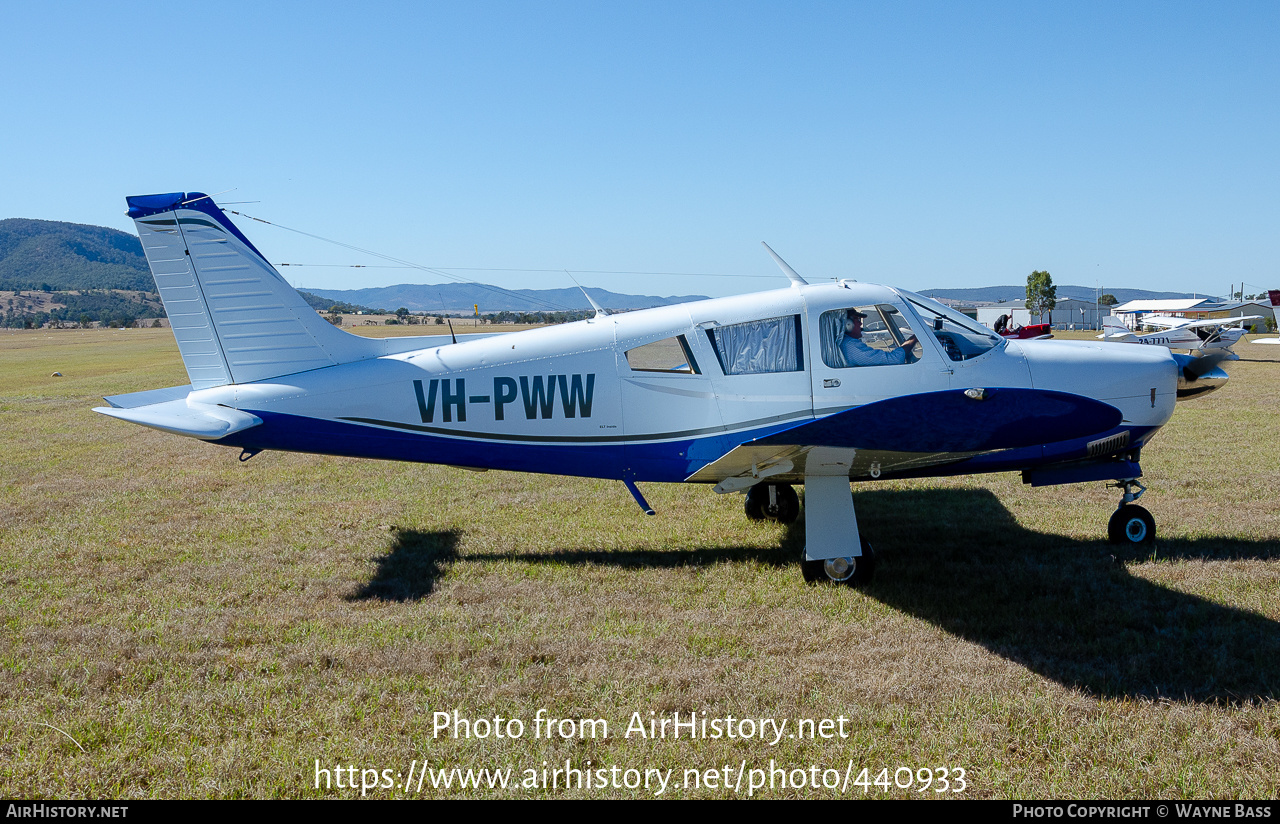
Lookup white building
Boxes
[977,298,1110,330]
[1111,299,1271,331]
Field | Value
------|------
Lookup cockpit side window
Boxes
[624,335,701,374]
[705,315,803,375]
[820,304,921,368]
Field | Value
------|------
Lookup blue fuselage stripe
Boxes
[216,409,1155,485]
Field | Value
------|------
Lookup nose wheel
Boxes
[1109,505,1155,545]
[1107,479,1155,545]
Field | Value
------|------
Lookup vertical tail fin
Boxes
[127,192,377,389]
[1101,316,1132,339]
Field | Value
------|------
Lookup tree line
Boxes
[1,289,164,329]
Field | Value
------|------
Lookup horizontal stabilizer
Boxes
[102,384,193,409]
[93,399,261,440]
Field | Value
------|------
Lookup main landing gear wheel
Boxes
[744,483,800,524]
[1108,504,1155,545]
[802,538,875,587]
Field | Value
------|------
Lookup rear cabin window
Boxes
[705,315,804,375]
[624,335,701,374]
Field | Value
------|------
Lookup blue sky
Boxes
[2,1,1276,299]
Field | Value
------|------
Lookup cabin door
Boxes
[806,297,948,415]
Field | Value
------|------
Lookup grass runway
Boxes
[1,326,1278,798]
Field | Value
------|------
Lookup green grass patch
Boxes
[1,328,1278,798]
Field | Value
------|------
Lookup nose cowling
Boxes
[1011,340,1179,429]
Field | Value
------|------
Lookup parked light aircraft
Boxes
[1251,290,1280,345]
[1100,315,1260,354]
[96,192,1232,586]
[992,314,1053,341]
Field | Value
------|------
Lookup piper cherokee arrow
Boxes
[96,192,1231,586]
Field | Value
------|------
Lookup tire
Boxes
[1108,504,1155,545]
[744,483,800,524]
[802,538,875,587]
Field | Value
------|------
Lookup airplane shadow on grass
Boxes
[351,528,462,601]
[852,487,1280,704]
[353,527,794,602]
[357,489,1280,704]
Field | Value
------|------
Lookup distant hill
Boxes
[299,283,711,314]
[0,219,151,291]
[917,285,1209,304]
[296,290,378,315]
[0,217,1231,316]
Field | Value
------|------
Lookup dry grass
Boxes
[1,327,1277,798]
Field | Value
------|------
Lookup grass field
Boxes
[2,326,1278,798]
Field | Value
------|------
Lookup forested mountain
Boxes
[0,219,151,291]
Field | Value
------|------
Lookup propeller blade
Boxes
[1183,350,1230,380]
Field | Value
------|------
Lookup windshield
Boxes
[898,290,1003,362]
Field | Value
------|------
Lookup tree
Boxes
[1026,270,1057,322]
[395,307,410,322]
[1099,294,1118,306]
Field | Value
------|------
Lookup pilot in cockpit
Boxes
[839,308,920,367]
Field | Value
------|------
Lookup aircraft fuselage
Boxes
[183,283,1178,485]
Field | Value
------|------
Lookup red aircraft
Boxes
[993,314,1053,340]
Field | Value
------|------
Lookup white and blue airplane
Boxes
[96,192,1231,586]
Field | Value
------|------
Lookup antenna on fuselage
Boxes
[567,271,610,318]
[760,242,808,287]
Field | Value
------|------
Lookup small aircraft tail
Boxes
[1255,289,1280,344]
[1099,316,1133,340]
[127,192,382,389]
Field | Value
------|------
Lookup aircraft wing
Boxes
[1173,315,1264,330]
[1137,315,1185,329]
[686,387,1123,486]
